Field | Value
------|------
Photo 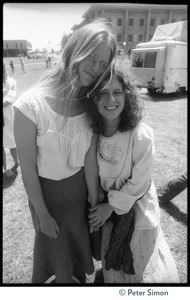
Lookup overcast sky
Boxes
[3,3,91,51]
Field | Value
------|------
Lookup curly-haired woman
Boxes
[87,68,179,283]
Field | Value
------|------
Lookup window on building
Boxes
[20,42,22,48]
[139,34,143,42]
[128,34,133,42]
[117,33,122,42]
[140,19,144,26]
[16,43,18,48]
[118,18,122,26]
[6,43,8,48]
[150,19,155,26]
[129,18,133,26]
[161,18,165,24]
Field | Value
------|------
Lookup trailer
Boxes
[131,21,187,96]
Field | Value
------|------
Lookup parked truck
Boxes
[131,21,187,96]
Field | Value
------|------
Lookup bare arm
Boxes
[84,134,99,208]
[3,100,12,107]
[14,107,59,238]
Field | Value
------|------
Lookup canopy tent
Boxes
[151,21,187,42]
[27,49,35,54]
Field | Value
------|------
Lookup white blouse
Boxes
[97,122,160,230]
[14,90,93,180]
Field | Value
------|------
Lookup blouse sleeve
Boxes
[13,91,39,125]
[3,78,17,104]
[108,123,155,214]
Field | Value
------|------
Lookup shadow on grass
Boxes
[159,201,187,226]
[3,174,17,189]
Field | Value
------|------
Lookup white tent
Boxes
[27,49,35,54]
[151,21,187,42]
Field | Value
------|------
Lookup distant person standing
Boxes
[3,64,19,179]
[10,60,14,74]
[45,56,49,68]
[48,56,52,68]
[19,55,25,73]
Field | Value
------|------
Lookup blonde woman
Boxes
[14,19,116,284]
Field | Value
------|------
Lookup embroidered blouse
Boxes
[14,90,93,180]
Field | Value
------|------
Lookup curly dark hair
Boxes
[84,68,143,135]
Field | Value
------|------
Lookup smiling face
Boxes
[78,42,111,87]
[97,75,125,122]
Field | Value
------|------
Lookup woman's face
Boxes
[78,42,111,87]
[97,75,125,121]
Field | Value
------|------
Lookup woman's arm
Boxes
[84,134,99,208]
[84,134,100,232]
[3,99,13,108]
[85,134,113,229]
[109,126,155,214]
[14,107,59,239]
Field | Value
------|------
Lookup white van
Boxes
[131,21,187,96]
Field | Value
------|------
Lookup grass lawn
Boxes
[3,58,187,284]
[3,57,56,99]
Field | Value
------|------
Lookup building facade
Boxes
[72,4,187,52]
[3,40,32,57]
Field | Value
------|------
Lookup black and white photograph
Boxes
[2,2,187,298]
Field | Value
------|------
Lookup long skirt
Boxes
[29,168,94,283]
[101,221,179,283]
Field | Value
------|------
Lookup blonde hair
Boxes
[35,19,117,103]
